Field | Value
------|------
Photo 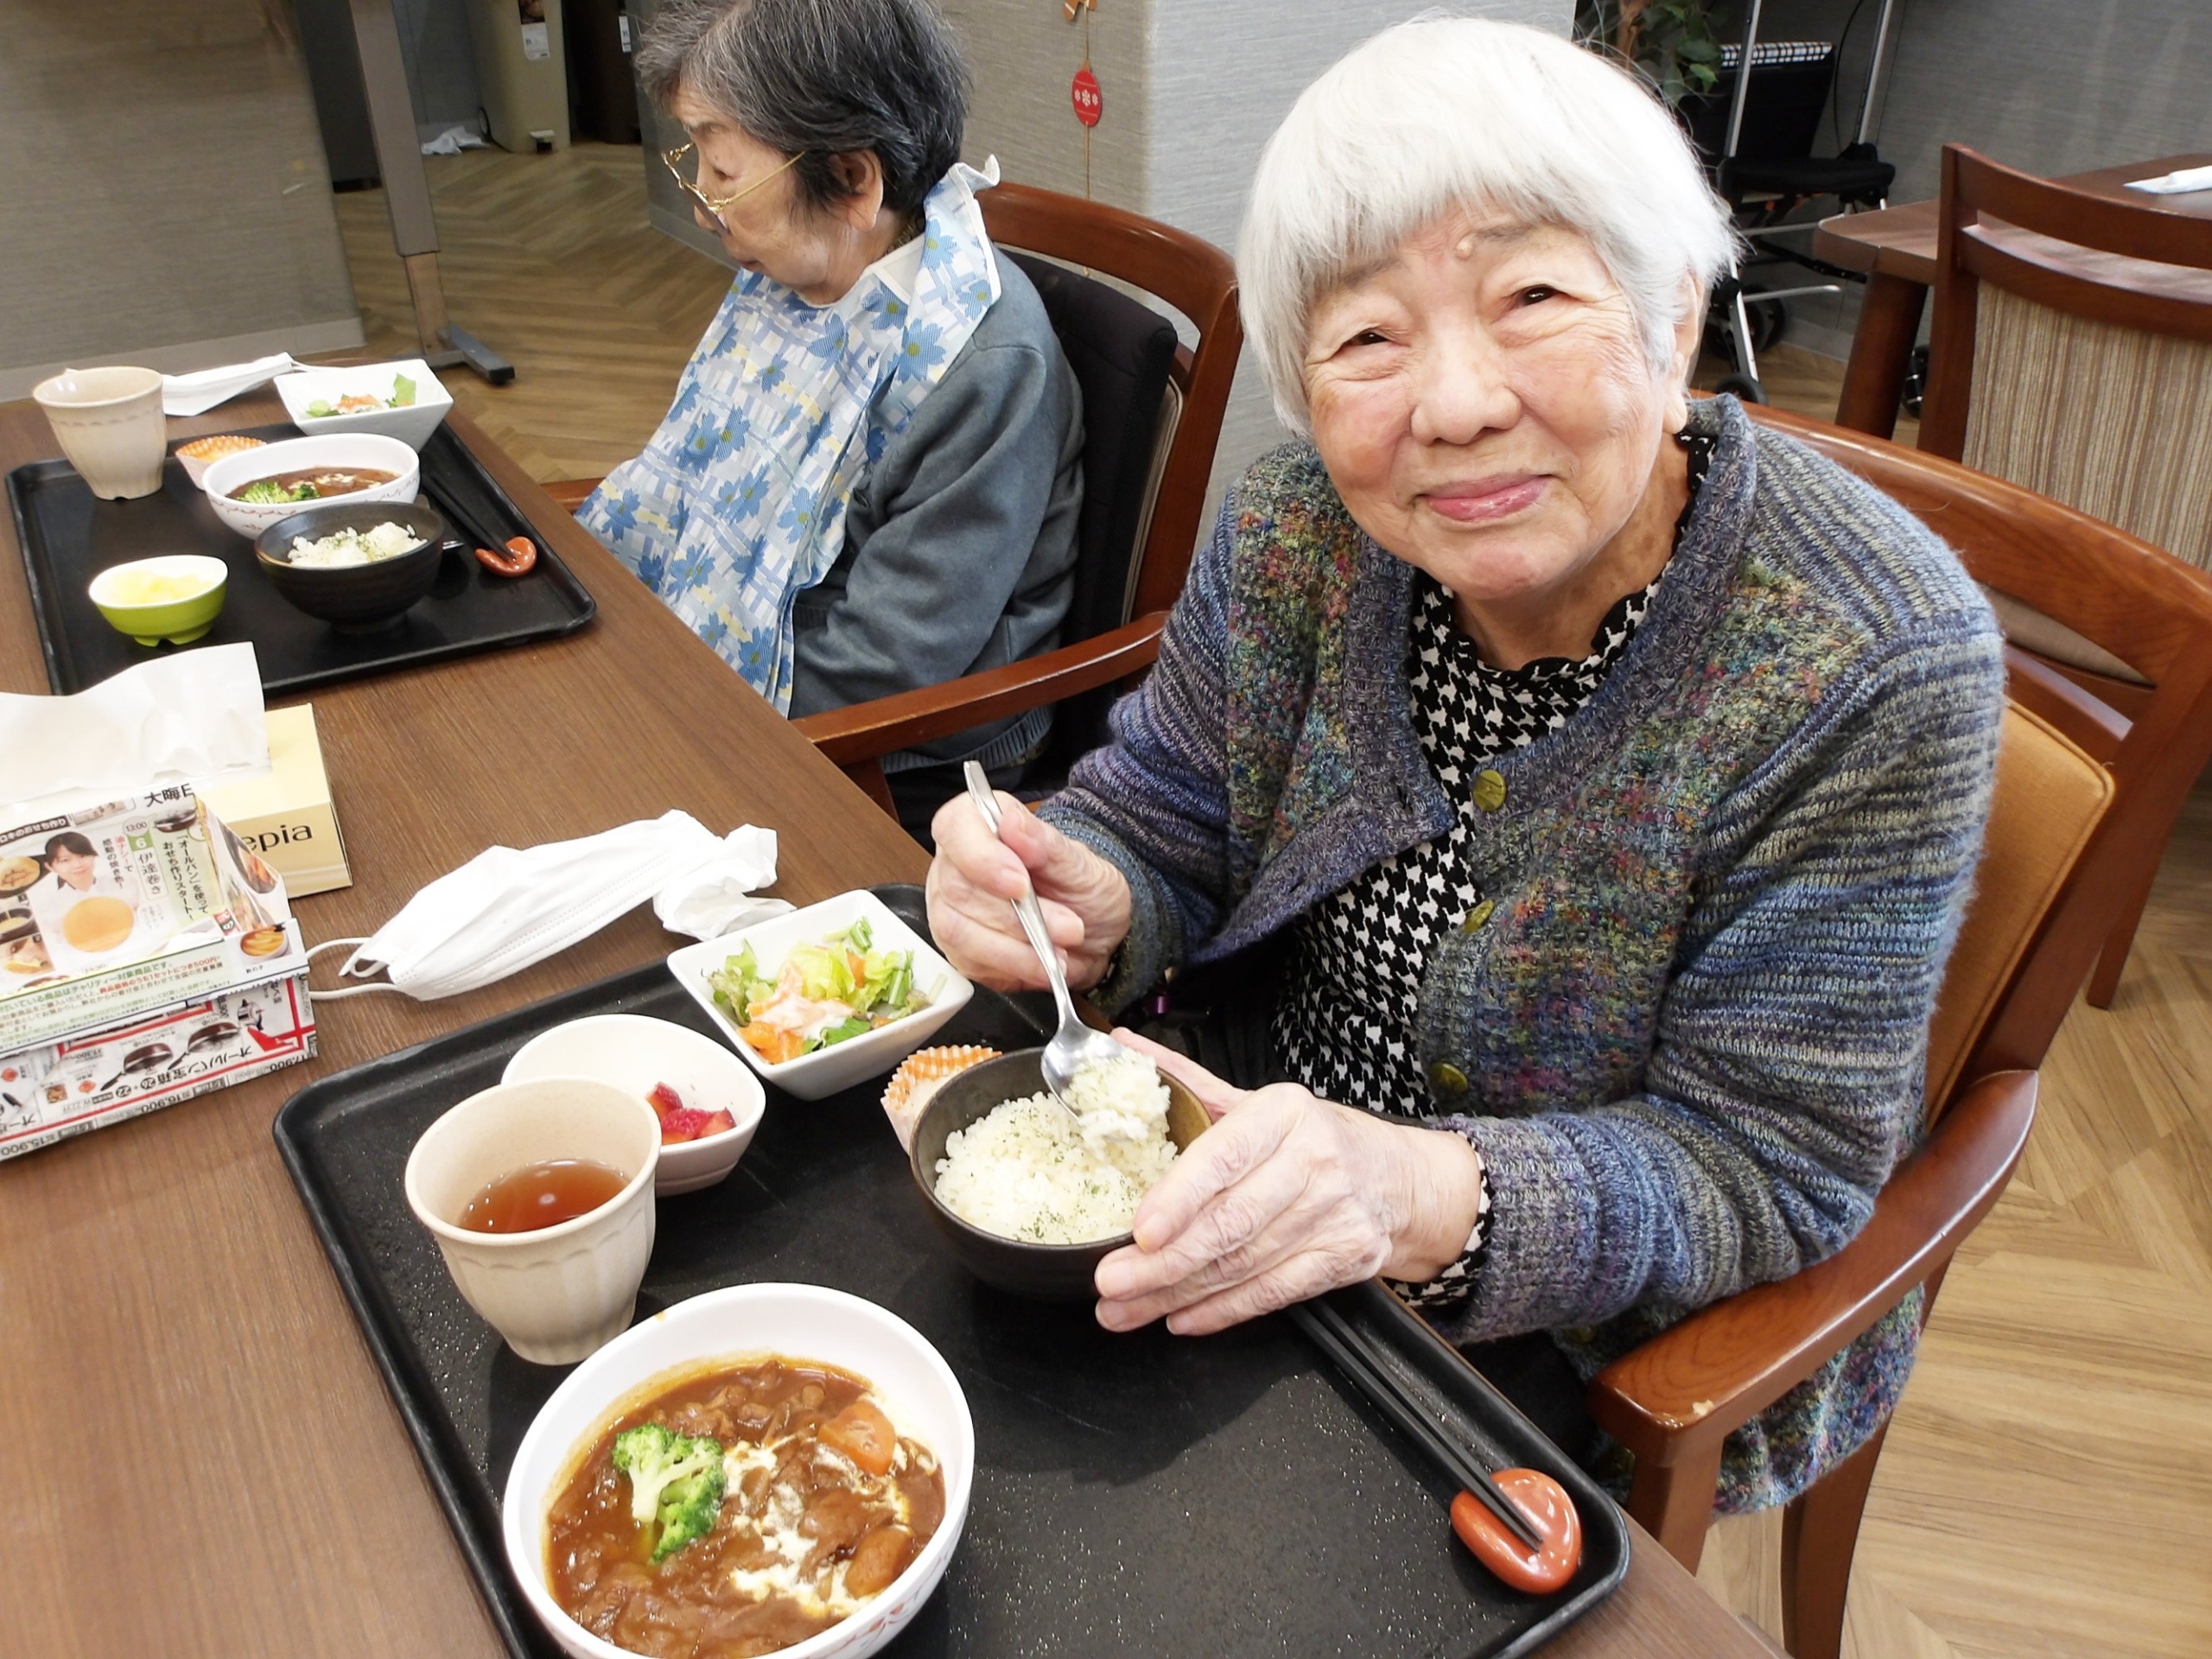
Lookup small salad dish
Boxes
[666,891,973,1102]
[86,554,229,645]
[503,1014,767,1196]
[274,357,452,449]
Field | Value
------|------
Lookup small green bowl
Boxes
[88,556,230,646]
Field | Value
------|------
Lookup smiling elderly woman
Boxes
[582,0,1082,816]
[923,18,2005,1511]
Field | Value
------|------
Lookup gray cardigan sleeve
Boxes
[786,335,1073,718]
[1435,620,2005,1344]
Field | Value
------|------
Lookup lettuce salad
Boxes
[707,918,930,1065]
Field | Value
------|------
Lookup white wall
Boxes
[943,0,1573,529]
[0,0,363,398]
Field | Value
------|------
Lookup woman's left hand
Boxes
[1095,1031,1486,1336]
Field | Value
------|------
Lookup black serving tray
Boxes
[274,887,1626,1659]
[8,422,594,695]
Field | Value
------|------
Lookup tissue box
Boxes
[0,787,300,1052]
[199,706,351,898]
[0,973,315,1162]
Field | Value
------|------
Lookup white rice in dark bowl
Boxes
[931,1054,1178,1245]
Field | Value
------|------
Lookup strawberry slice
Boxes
[697,1107,735,1137]
[648,1082,687,1121]
[659,1106,717,1143]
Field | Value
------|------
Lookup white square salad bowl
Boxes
[666,890,972,1102]
[500,1282,975,1659]
[275,357,453,449]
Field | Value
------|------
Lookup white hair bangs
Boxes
[1239,17,1738,434]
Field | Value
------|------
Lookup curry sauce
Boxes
[546,1357,944,1659]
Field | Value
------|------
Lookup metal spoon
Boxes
[962,762,1135,1128]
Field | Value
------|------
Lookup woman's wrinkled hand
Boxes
[925,791,1132,993]
[1095,1030,1484,1336]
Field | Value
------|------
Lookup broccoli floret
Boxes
[610,1424,727,1561]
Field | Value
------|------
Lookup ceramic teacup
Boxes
[33,366,166,499]
[404,1077,660,1365]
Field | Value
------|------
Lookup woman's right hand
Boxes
[925,791,1131,993]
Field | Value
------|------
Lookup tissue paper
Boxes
[0,645,269,826]
[162,354,302,418]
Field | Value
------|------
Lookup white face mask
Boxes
[306,811,786,1001]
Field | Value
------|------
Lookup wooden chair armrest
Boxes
[791,613,1166,766]
[542,478,603,513]
[1587,1069,2038,1466]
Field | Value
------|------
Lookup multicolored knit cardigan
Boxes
[1044,396,2005,1512]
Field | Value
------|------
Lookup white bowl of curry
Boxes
[199,431,419,540]
[502,1282,973,1659]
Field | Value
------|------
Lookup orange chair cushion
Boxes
[1923,701,2111,1116]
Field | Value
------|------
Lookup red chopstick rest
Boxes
[1450,1468,1583,1594]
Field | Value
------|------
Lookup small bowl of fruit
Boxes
[503,1014,766,1197]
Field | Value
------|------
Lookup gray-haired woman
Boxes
[583,0,1083,823]
[923,17,2005,1512]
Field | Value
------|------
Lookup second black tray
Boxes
[8,421,594,695]
[274,888,1626,1658]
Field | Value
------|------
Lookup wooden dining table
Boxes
[1813,150,2212,439]
[0,390,1772,1659]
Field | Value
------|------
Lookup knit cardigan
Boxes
[1043,396,2005,1510]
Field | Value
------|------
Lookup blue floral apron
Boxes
[580,160,1002,710]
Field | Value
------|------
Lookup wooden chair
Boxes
[1756,404,2212,1022]
[1911,143,2212,999]
[1591,410,2212,1659]
[546,185,1242,820]
[792,185,1240,811]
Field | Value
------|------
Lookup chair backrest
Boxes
[1922,702,2111,1118]
[979,182,1242,621]
[1921,145,2212,573]
[1001,250,1178,658]
[980,183,1241,766]
[1748,404,2212,1086]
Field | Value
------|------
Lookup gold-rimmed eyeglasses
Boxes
[661,143,804,220]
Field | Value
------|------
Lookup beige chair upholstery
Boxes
[1963,283,2212,683]
[1964,283,2212,573]
[1923,702,2113,1116]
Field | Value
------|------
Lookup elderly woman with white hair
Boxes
[582,0,1082,825]
[923,18,2005,1510]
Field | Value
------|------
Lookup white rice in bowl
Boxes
[932,1054,1178,1244]
[285,521,424,569]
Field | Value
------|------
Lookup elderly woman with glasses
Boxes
[582,0,1082,819]
[924,19,2005,1511]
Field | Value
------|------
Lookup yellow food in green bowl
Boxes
[88,556,230,646]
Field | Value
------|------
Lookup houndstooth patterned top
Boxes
[1271,430,1713,1307]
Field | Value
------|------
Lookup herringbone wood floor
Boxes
[334,143,731,484]
[337,143,2212,1658]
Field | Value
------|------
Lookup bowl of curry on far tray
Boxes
[199,431,420,540]
[502,1281,974,1659]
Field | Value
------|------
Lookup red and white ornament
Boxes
[1071,63,1103,127]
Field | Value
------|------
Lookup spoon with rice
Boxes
[963,762,1144,1136]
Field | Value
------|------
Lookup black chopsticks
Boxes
[1289,1298,1548,1554]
